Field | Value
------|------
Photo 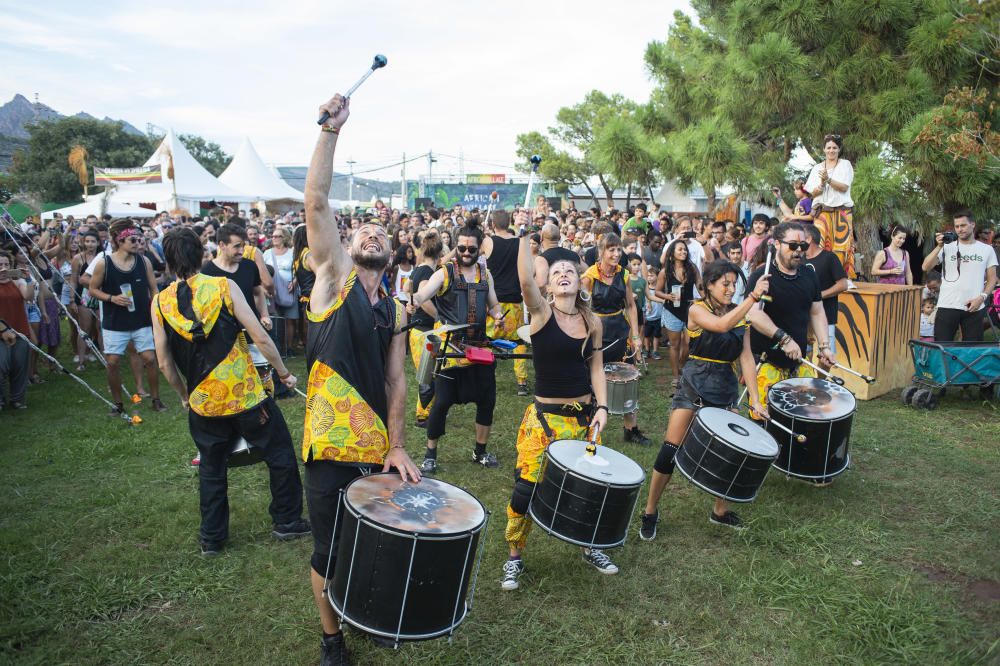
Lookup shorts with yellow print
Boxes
[408,327,435,421]
[754,362,817,415]
[486,301,528,384]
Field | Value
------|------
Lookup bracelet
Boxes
[278,370,292,380]
[389,444,406,450]
[321,125,340,135]
[594,405,608,414]
[750,292,760,302]
[771,328,786,344]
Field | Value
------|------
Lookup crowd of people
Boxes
[2,111,999,665]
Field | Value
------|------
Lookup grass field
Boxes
[2,340,999,665]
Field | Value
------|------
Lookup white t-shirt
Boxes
[805,159,854,208]
[263,248,294,283]
[932,240,998,311]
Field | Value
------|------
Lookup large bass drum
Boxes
[675,407,779,502]
[766,377,855,483]
[529,440,644,549]
[328,474,488,644]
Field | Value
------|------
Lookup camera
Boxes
[941,231,958,244]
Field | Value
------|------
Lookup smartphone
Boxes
[684,231,697,239]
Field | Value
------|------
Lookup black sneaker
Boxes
[582,548,619,574]
[272,519,311,540]
[110,402,124,416]
[200,541,224,557]
[639,511,658,541]
[420,457,438,473]
[624,427,651,446]
[320,632,350,666]
[472,450,499,468]
[709,510,746,531]
[517,384,529,396]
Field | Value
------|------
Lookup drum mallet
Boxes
[484,191,499,230]
[523,155,542,209]
[317,54,388,125]
[832,363,875,384]
[758,413,806,443]
[799,358,846,385]
[758,241,774,307]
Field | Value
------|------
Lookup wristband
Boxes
[389,444,406,450]
[771,328,786,344]
[750,292,760,302]
[278,370,292,380]
[594,405,608,415]
[321,125,340,135]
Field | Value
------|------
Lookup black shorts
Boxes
[643,320,661,338]
[305,461,379,576]
[671,359,738,411]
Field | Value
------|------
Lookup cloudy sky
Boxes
[1,0,692,179]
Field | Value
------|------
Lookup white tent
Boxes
[219,138,305,203]
[42,192,156,220]
[112,129,254,213]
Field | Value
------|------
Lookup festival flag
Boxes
[94,165,163,185]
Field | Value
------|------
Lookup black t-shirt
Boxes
[747,265,821,369]
[409,264,436,329]
[202,258,262,321]
[643,246,662,273]
[805,250,847,324]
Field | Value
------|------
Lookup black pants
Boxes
[426,363,497,440]
[305,462,378,575]
[189,398,303,546]
[934,307,986,342]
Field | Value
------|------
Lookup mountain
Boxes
[276,166,401,202]
[72,111,143,136]
[0,94,143,139]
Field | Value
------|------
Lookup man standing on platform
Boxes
[302,93,421,666]
[804,224,848,354]
[922,211,997,342]
[481,210,530,396]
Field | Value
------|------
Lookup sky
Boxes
[0,0,693,181]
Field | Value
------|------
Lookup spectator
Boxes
[264,226,299,352]
[741,213,770,268]
[871,225,913,285]
[643,230,664,274]
[919,297,936,341]
[655,239,699,388]
[622,203,650,236]
[662,216,705,273]
[775,180,814,225]
[806,133,855,276]
[0,251,35,409]
[804,224,849,353]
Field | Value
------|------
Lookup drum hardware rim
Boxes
[340,505,488,540]
[544,454,646,488]
[676,467,767,503]
[773,454,850,481]
[465,512,490,612]
[766,410,856,425]
[693,411,780,459]
[526,506,629,549]
[326,603,472,642]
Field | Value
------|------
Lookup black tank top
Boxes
[662,266,694,322]
[589,265,628,315]
[101,254,152,331]
[294,248,316,299]
[408,264,435,330]
[532,313,593,398]
[688,301,747,363]
[486,235,522,303]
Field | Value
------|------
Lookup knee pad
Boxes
[510,476,534,515]
[653,442,680,475]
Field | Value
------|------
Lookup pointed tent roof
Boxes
[41,191,156,220]
[113,129,254,205]
[219,138,305,202]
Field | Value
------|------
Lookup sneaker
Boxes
[320,632,350,666]
[109,402,124,416]
[651,351,662,360]
[272,519,312,540]
[200,541,223,557]
[472,450,499,468]
[501,558,524,590]
[582,548,619,575]
[642,350,649,359]
[517,384,529,396]
[190,453,201,467]
[415,417,427,429]
[73,354,80,363]
[639,511,658,542]
[10,401,27,410]
[420,457,438,473]
[624,427,651,446]
[150,398,167,412]
[709,510,746,531]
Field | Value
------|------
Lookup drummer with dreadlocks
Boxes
[501,211,611,591]
[638,259,770,537]
[581,232,650,445]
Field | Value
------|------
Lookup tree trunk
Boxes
[578,180,601,210]
[597,174,614,208]
[705,188,716,215]
[625,183,632,211]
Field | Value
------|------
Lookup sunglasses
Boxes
[780,241,809,251]
[824,134,841,142]
[455,245,478,254]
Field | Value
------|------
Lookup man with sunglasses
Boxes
[409,220,507,473]
[746,222,836,416]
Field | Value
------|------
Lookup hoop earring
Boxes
[546,293,555,305]
[579,289,591,303]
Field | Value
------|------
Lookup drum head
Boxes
[695,407,778,457]
[516,324,532,344]
[604,362,640,382]
[344,474,486,536]
[768,377,856,420]
[547,439,645,486]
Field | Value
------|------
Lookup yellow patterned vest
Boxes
[154,274,265,417]
[303,269,404,464]
[242,245,257,261]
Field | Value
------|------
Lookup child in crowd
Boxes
[628,253,647,344]
[643,264,665,359]
[920,297,936,341]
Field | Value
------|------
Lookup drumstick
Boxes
[832,362,875,384]
[799,358,846,385]
[295,387,308,399]
[759,242,774,307]
[761,415,807,443]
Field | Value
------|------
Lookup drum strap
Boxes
[534,401,592,437]
[534,403,556,440]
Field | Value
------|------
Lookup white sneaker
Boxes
[582,548,619,575]
[501,558,524,590]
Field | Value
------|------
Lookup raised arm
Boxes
[305,94,352,305]
[519,233,549,323]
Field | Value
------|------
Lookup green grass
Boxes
[2,337,998,665]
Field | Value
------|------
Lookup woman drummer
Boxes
[501,221,611,591]
[581,233,650,445]
[639,259,770,537]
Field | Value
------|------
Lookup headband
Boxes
[116,227,141,243]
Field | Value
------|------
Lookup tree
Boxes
[591,116,658,210]
[178,134,231,177]
[644,1,999,254]
[10,117,155,201]
[516,90,639,208]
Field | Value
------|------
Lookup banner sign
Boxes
[94,165,163,185]
[465,174,506,184]
[409,184,536,210]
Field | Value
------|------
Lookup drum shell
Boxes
[415,334,441,388]
[606,365,640,415]
[675,413,777,502]
[528,450,642,549]
[767,410,853,482]
[227,437,264,467]
[329,497,484,641]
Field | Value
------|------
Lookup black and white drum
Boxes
[248,342,274,392]
[766,377,855,482]
[605,362,640,415]
[227,437,264,467]
[675,407,779,502]
[529,439,644,549]
[328,474,488,644]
